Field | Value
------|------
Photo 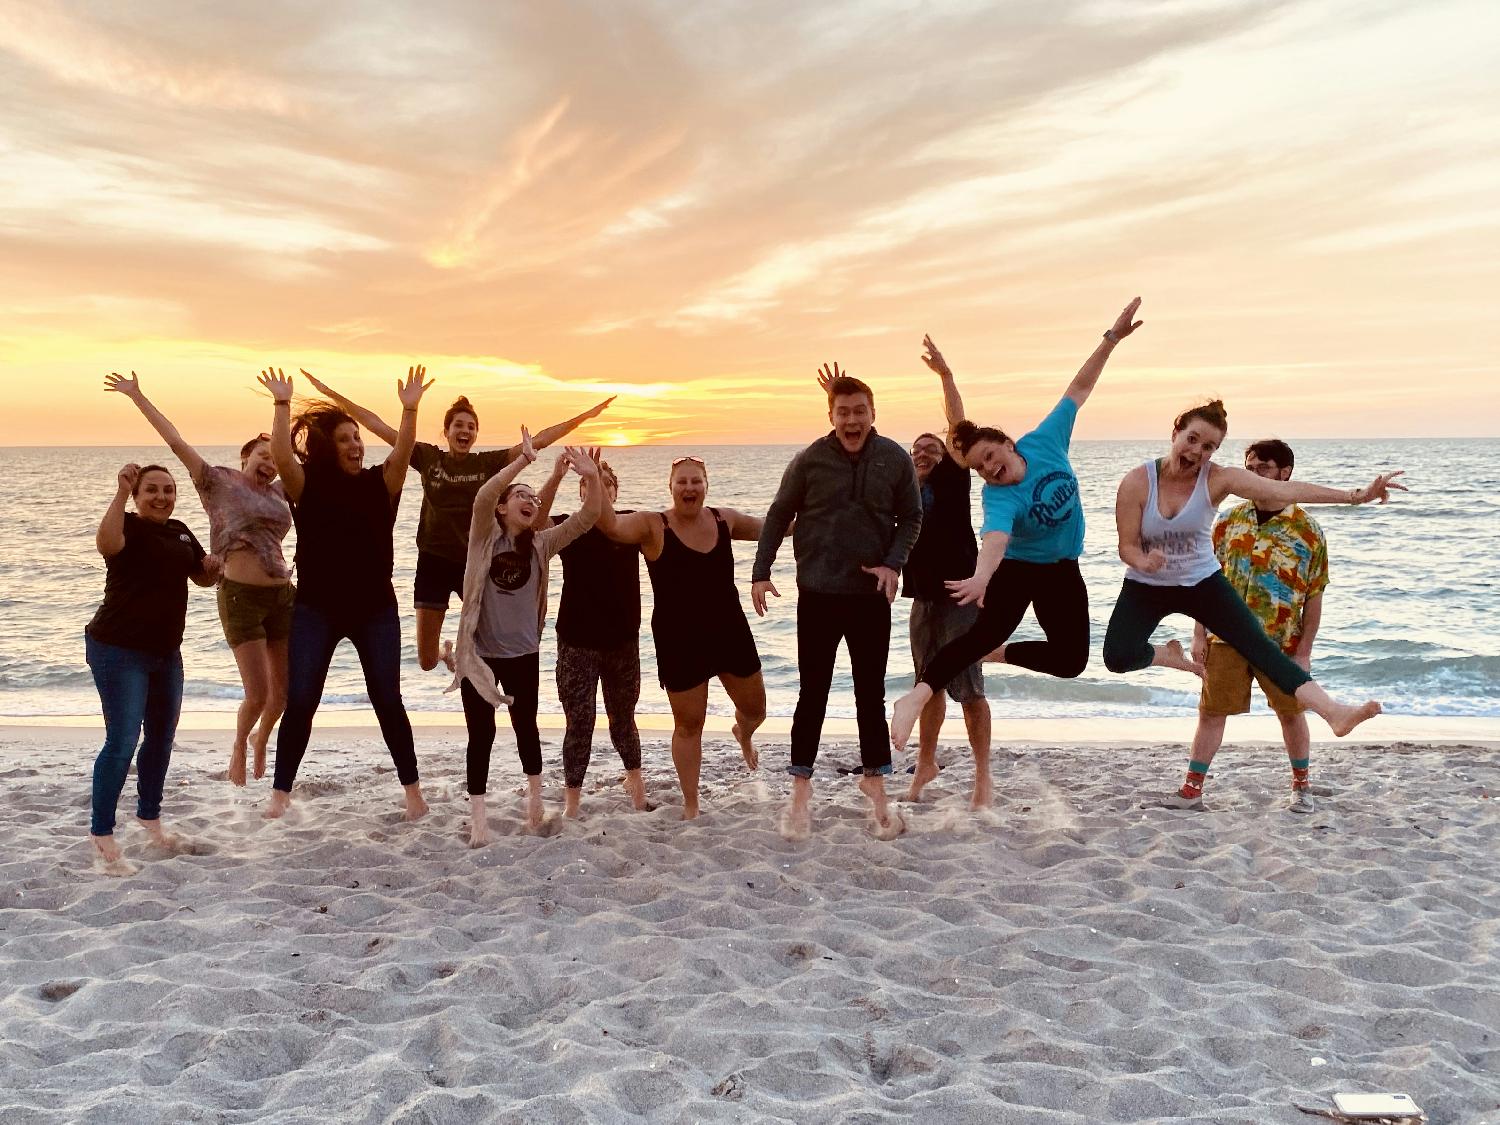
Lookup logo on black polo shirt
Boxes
[490,549,532,591]
[1027,470,1078,528]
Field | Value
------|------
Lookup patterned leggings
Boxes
[556,639,643,788]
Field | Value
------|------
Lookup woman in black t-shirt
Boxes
[85,463,219,869]
[257,367,432,822]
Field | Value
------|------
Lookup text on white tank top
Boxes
[1125,458,1222,587]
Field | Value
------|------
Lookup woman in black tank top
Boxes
[599,456,765,820]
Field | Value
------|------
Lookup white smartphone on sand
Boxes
[1332,1092,1422,1118]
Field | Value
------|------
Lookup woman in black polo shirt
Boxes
[258,367,432,821]
[86,463,220,868]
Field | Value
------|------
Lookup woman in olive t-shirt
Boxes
[85,463,220,869]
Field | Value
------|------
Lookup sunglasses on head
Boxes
[257,433,271,442]
[671,456,705,468]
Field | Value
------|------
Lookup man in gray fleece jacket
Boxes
[752,369,922,838]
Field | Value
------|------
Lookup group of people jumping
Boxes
[84,298,1404,867]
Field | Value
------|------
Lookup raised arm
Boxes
[531,451,572,530]
[300,369,400,446]
[97,464,137,558]
[258,369,303,503]
[920,336,967,436]
[539,449,604,557]
[506,397,615,459]
[104,372,207,480]
[469,426,537,541]
[1212,465,1407,509]
[385,366,433,498]
[1115,466,1164,573]
[1064,298,1142,409]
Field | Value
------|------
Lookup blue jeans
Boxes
[85,634,183,836]
[273,601,418,792]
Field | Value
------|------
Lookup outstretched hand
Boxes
[921,335,952,379]
[582,396,616,421]
[104,371,144,400]
[258,368,293,403]
[751,579,780,617]
[1354,470,1407,505]
[299,368,333,397]
[1109,297,1144,340]
[396,365,432,409]
[518,424,537,464]
[562,445,600,478]
[815,362,847,392]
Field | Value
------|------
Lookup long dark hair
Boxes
[290,402,357,467]
[950,419,1011,459]
[493,483,536,583]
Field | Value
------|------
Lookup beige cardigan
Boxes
[445,460,598,707]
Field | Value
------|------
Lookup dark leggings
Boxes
[460,651,541,793]
[556,639,642,789]
[1102,573,1312,696]
[920,558,1090,692]
[273,601,417,792]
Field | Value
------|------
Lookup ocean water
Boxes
[3,440,1496,722]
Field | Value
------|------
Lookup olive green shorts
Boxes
[217,579,296,649]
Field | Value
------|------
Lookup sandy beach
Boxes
[3,727,1498,1124]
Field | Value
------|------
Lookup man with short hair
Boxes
[1164,438,1329,812]
[753,365,922,837]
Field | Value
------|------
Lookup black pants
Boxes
[1102,573,1311,697]
[460,652,541,794]
[556,639,642,788]
[920,558,1089,692]
[789,591,891,777]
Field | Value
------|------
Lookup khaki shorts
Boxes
[1199,640,1304,718]
[910,595,985,705]
[217,579,296,649]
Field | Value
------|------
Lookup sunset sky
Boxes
[3,0,1496,446]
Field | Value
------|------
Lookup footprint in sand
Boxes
[38,980,84,1002]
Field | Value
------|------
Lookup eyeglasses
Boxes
[671,456,706,467]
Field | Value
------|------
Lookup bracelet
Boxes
[273,399,291,406]
[402,406,418,414]
[1103,329,1120,344]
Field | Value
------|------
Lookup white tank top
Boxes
[1125,459,1222,587]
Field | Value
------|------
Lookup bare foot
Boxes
[136,818,186,852]
[1328,699,1381,737]
[778,783,812,842]
[263,790,291,819]
[905,754,940,801]
[468,795,490,848]
[91,833,122,864]
[1156,639,1204,677]
[970,769,994,810]
[439,639,456,673]
[403,784,429,822]
[228,744,248,787]
[563,787,582,818]
[982,643,1008,664]
[858,774,906,838]
[525,788,545,832]
[622,769,649,811]
[732,723,759,771]
[890,687,929,752]
[251,738,268,781]
[682,799,700,821]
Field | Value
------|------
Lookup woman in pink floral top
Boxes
[107,372,294,786]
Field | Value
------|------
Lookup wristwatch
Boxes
[1103,329,1120,344]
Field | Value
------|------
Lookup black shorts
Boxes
[413,551,466,611]
[653,607,761,694]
